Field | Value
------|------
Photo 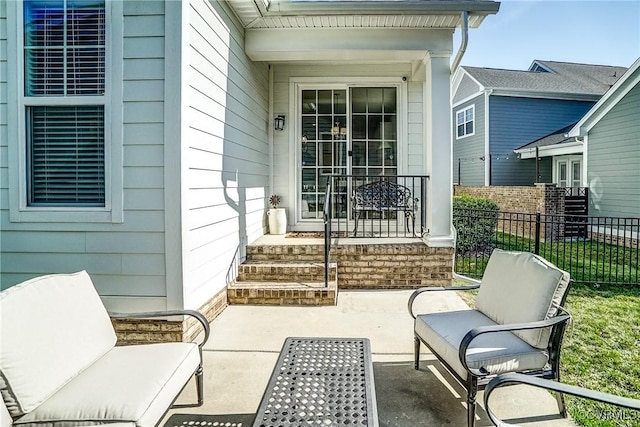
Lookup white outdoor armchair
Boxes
[408,249,572,427]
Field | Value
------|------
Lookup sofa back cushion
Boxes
[475,250,570,349]
[0,271,116,417]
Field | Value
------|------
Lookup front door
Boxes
[299,86,398,220]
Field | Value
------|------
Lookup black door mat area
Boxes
[164,413,255,427]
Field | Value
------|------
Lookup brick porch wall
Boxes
[112,286,227,345]
[454,183,565,241]
[333,243,454,288]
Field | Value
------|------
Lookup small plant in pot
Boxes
[268,195,287,235]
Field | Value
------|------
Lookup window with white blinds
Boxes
[27,106,105,206]
[24,0,105,96]
[23,0,106,207]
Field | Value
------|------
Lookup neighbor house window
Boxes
[456,105,474,139]
[23,0,106,206]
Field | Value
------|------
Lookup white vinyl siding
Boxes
[184,0,269,309]
[1,1,170,313]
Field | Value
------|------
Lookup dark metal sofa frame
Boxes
[408,279,572,427]
[352,180,418,235]
[484,372,640,426]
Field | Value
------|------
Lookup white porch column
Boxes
[424,54,455,247]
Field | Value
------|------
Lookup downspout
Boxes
[451,11,468,260]
[451,11,468,73]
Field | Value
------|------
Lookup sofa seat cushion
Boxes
[415,310,549,381]
[13,343,200,427]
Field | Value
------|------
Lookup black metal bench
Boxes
[352,180,418,235]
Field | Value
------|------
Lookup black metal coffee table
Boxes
[252,337,379,427]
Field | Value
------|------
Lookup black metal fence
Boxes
[454,209,640,286]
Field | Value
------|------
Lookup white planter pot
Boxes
[268,208,287,235]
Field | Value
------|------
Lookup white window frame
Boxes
[455,104,475,139]
[556,160,568,188]
[7,0,123,223]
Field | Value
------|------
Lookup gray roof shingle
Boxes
[464,60,628,96]
[516,122,580,150]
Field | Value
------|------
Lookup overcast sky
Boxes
[454,0,640,70]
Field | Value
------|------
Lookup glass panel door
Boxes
[557,161,568,187]
[570,160,581,188]
[351,87,397,178]
[299,86,397,220]
[301,89,347,219]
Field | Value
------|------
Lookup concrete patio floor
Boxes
[166,289,576,427]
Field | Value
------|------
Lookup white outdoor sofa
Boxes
[0,271,210,427]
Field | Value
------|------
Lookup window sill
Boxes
[10,208,123,224]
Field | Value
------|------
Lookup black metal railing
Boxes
[454,209,640,286]
[324,174,428,238]
[323,181,332,287]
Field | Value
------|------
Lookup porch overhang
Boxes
[245,28,452,62]
[515,141,583,159]
[228,0,500,30]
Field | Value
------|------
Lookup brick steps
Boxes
[245,244,325,262]
[230,242,337,305]
[229,239,455,304]
[228,278,337,306]
[238,261,336,282]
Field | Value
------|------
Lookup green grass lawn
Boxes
[454,232,640,424]
[456,281,640,427]
[560,283,640,427]
[455,232,639,285]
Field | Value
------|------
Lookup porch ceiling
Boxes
[227,0,500,30]
[245,27,452,62]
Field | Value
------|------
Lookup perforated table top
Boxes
[252,337,379,427]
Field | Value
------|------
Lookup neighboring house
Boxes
[451,60,627,186]
[514,122,584,188]
[568,57,640,218]
[0,1,499,316]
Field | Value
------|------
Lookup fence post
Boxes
[535,213,541,255]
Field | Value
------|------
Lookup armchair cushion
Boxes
[415,310,549,380]
[475,250,570,349]
[0,271,116,417]
[13,343,200,427]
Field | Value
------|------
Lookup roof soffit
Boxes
[227,0,500,29]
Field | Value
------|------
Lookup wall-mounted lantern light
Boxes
[274,115,285,131]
